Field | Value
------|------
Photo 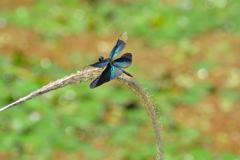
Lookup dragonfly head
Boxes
[98,56,104,62]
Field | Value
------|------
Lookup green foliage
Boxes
[1,0,239,45]
[1,0,240,159]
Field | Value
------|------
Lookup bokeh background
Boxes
[0,0,240,159]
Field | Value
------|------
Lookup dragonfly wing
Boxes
[90,64,123,89]
[113,53,132,68]
[109,65,123,80]
[109,32,128,59]
[83,59,109,69]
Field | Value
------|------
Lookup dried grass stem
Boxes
[0,68,164,160]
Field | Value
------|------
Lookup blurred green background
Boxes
[0,0,240,159]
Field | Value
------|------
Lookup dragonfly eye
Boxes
[98,56,104,61]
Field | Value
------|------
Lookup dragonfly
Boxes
[85,32,133,89]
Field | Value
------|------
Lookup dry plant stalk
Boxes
[0,68,164,160]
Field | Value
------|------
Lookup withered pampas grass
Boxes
[0,68,164,160]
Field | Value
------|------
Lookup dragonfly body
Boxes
[85,32,133,89]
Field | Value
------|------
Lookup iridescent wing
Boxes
[109,32,128,60]
[113,53,132,68]
[90,64,123,89]
[83,59,109,69]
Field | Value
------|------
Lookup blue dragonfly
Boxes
[86,32,133,89]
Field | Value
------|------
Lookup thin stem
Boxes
[117,76,164,160]
[0,68,164,159]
